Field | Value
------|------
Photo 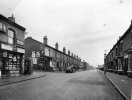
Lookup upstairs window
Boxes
[8,29,15,45]
[0,22,7,33]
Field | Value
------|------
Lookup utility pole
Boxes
[104,50,107,75]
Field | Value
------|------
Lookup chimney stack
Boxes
[43,36,48,45]
[68,50,70,56]
[71,53,73,57]
[63,47,66,53]
[55,42,58,50]
[8,14,15,22]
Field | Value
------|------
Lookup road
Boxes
[0,70,124,100]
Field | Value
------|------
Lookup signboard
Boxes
[31,51,40,58]
[1,43,13,51]
[36,51,40,57]
[32,58,37,64]
[17,48,25,53]
[45,47,49,56]
[17,40,24,45]
[32,51,36,58]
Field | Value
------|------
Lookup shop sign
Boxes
[32,58,37,64]
[17,48,25,53]
[31,51,40,58]
[45,47,49,56]
[32,51,36,58]
[36,51,40,57]
[1,43,13,51]
[17,40,24,45]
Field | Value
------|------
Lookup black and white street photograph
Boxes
[0,0,132,100]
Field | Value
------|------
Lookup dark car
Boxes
[66,66,75,73]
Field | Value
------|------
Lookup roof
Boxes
[25,37,78,60]
[105,22,132,58]
[0,14,26,31]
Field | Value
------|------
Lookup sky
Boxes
[0,0,132,67]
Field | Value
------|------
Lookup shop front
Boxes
[0,43,25,76]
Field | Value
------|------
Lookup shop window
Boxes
[8,29,15,45]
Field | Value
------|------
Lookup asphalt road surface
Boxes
[0,70,124,100]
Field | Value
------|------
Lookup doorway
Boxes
[0,55,2,76]
[124,58,128,75]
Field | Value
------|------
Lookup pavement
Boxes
[0,71,46,86]
[98,70,132,100]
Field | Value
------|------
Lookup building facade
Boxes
[104,21,132,78]
[25,36,82,71]
[0,14,26,76]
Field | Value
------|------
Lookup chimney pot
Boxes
[55,42,58,50]
[43,36,48,45]
[8,14,15,22]
[68,50,70,56]
[63,47,66,53]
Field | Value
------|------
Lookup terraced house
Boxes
[104,21,132,78]
[25,36,82,71]
[0,14,26,76]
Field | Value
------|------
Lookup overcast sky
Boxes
[0,0,132,67]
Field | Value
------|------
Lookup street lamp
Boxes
[104,50,107,75]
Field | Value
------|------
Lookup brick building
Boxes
[104,21,132,78]
[25,36,82,71]
[0,14,26,76]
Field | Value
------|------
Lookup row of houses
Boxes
[104,21,132,78]
[25,36,83,71]
[0,14,83,76]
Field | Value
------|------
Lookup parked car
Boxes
[66,66,75,73]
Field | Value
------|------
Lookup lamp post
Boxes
[104,50,107,75]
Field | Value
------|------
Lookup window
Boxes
[0,22,2,29]
[8,29,15,45]
[0,22,7,33]
[120,41,123,53]
[116,47,117,56]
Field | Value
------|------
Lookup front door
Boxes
[124,58,128,75]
